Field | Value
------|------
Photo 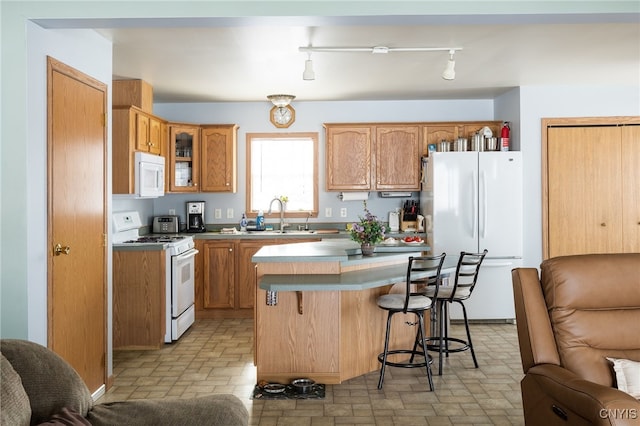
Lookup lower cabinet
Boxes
[195,238,320,318]
[113,249,166,349]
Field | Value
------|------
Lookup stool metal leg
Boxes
[417,311,434,391]
[377,311,394,389]
[458,301,478,368]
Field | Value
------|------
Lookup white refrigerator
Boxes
[420,151,523,321]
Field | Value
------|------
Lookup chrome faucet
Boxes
[267,198,288,233]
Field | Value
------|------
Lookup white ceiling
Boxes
[82,12,640,103]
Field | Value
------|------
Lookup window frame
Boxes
[245,132,319,219]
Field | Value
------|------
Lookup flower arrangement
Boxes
[349,202,386,245]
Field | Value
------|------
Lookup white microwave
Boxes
[134,152,165,198]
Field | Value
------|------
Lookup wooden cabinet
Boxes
[113,250,166,350]
[326,121,502,192]
[200,124,238,192]
[544,118,640,258]
[375,125,421,190]
[325,125,372,191]
[168,123,238,193]
[195,238,320,318]
[112,106,166,194]
[201,241,235,309]
[168,124,200,192]
[325,124,420,191]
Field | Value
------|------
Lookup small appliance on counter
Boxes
[186,201,206,232]
[153,216,180,234]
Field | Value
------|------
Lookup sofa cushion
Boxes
[0,339,93,424]
[1,353,31,426]
[541,253,640,387]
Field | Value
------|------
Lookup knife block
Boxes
[400,209,417,231]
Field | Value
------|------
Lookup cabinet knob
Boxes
[229,248,233,252]
[600,223,606,227]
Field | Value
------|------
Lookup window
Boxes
[246,133,318,218]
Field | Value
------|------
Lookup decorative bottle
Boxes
[240,213,247,231]
[256,210,264,230]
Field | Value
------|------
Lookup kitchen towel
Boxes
[339,191,369,201]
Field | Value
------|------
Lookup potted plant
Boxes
[349,202,386,256]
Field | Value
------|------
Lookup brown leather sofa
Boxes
[512,253,640,426]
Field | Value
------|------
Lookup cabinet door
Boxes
[135,113,151,152]
[237,241,274,309]
[622,125,640,252]
[203,242,235,309]
[200,125,237,192]
[169,125,200,192]
[547,126,623,257]
[147,116,163,155]
[326,126,372,190]
[422,125,458,155]
[375,125,421,190]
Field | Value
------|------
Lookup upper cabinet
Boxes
[325,125,372,191]
[167,123,238,193]
[112,106,167,194]
[200,125,238,193]
[168,124,200,192]
[375,125,421,190]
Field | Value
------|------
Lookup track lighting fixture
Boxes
[442,49,456,81]
[302,52,315,81]
[299,45,462,81]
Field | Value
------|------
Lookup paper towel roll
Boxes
[339,191,369,201]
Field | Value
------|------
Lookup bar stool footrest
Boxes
[377,350,433,368]
[424,337,470,354]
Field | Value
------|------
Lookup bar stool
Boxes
[423,250,488,375]
[376,253,446,390]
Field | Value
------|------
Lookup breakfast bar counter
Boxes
[252,239,450,385]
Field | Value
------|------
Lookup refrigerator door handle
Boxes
[481,170,487,239]
[472,171,478,240]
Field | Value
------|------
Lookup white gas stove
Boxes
[112,212,194,256]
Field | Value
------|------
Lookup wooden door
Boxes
[325,125,372,190]
[375,125,421,190]
[47,57,107,393]
[622,125,640,252]
[201,125,237,192]
[545,125,623,257]
[203,242,235,309]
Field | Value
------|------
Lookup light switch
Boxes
[325,207,332,217]
[227,208,234,219]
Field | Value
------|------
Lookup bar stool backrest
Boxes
[403,253,446,313]
[445,249,488,302]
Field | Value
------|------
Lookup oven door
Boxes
[171,248,198,317]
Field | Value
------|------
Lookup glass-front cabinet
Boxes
[169,124,200,192]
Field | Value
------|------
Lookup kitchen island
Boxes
[252,239,455,385]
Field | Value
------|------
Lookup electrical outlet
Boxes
[325,207,332,217]
[214,208,222,219]
[227,208,234,219]
[168,209,175,216]
[340,207,348,218]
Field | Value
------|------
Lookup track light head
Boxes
[303,54,315,80]
[442,50,456,81]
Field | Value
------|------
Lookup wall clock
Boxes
[270,104,295,128]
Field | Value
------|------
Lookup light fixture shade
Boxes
[267,94,295,107]
[303,59,315,80]
[442,58,456,80]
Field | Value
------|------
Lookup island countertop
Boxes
[252,238,429,265]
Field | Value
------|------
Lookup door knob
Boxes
[54,243,70,256]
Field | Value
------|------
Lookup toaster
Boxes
[153,216,180,234]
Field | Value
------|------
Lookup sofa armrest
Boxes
[86,394,248,426]
[526,364,640,425]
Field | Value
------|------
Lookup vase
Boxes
[360,243,375,256]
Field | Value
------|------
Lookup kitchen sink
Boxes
[247,230,317,235]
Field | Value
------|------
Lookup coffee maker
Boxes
[186,201,206,232]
